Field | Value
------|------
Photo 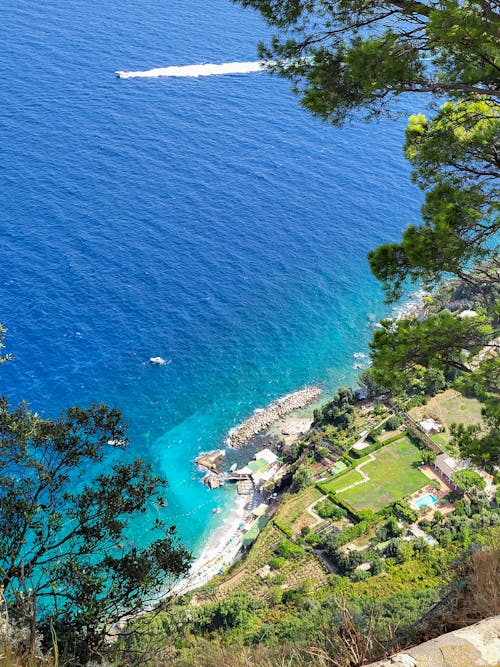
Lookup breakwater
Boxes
[227,386,321,448]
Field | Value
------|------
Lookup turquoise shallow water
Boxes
[0,0,423,554]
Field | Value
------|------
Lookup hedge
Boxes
[273,519,293,537]
[382,430,411,445]
[349,440,382,459]
[335,519,375,547]
[326,492,360,520]
[349,430,411,458]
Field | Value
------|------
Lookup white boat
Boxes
[150,356,167,365]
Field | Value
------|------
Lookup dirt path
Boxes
[306,498,323,529]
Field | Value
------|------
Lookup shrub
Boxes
[421,450,437,465]
[274,519,293,537]
[305,532,322,545]
[292,464,314,491]
[275,539,305,560]
[385,415,403,431]
[316,498,346,520]
[335,519,374,547]
[315,388,355,428]
[393,501,419,523]
[405,394,427,409]
[350,568,370,582]
[269,557,286,570]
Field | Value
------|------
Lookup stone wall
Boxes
[366,616,500,667]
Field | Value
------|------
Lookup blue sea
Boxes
[0,0,422,555]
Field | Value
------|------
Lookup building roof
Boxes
[435,453,460,479]
[420,417,441,433]
[409,525,427,539]
[353,439,371,451]
[330,460,348,476]
[252,503,269,517]
[255,448,279,464]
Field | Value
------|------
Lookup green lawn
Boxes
[319,469,364,494]
[337,437,428,512]
[431,433,449,447]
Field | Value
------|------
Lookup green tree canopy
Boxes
[369,310,494,390]
[0,323,13,364]
[237,0,499,124]
[238,0,500,469]
[292,462,314,490]
[451,468,487,492]
[0,398,191,663]
[369,99,499,301]
[238,1,500,298]
[450,398,500,468]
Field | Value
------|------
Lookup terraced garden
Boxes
[277,486,324,535]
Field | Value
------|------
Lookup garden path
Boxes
[336,453,376,493]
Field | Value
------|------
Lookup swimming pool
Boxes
[414,493,438,509]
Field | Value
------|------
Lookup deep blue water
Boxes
[0,0,422,554]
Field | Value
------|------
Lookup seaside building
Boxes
[236,448,284,489]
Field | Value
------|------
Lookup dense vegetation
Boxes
[0,328,191,665]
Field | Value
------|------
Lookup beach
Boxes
[174,489,257,595]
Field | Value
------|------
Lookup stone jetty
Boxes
[227,386,321,448]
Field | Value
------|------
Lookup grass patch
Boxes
[273,487,323,536]
[337,437,428,512]
[431,433,449,447]
[319,469,364,494]
[409,389,485,437]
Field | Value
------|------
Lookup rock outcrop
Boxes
[195,450,225,474]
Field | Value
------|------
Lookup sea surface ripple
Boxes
[0,0,422,553]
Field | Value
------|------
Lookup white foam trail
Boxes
[116,61,269,80]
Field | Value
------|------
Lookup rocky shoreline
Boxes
[195,449,225,474]
[226,386,321,448]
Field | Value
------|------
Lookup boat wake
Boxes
[116,61,269,80]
